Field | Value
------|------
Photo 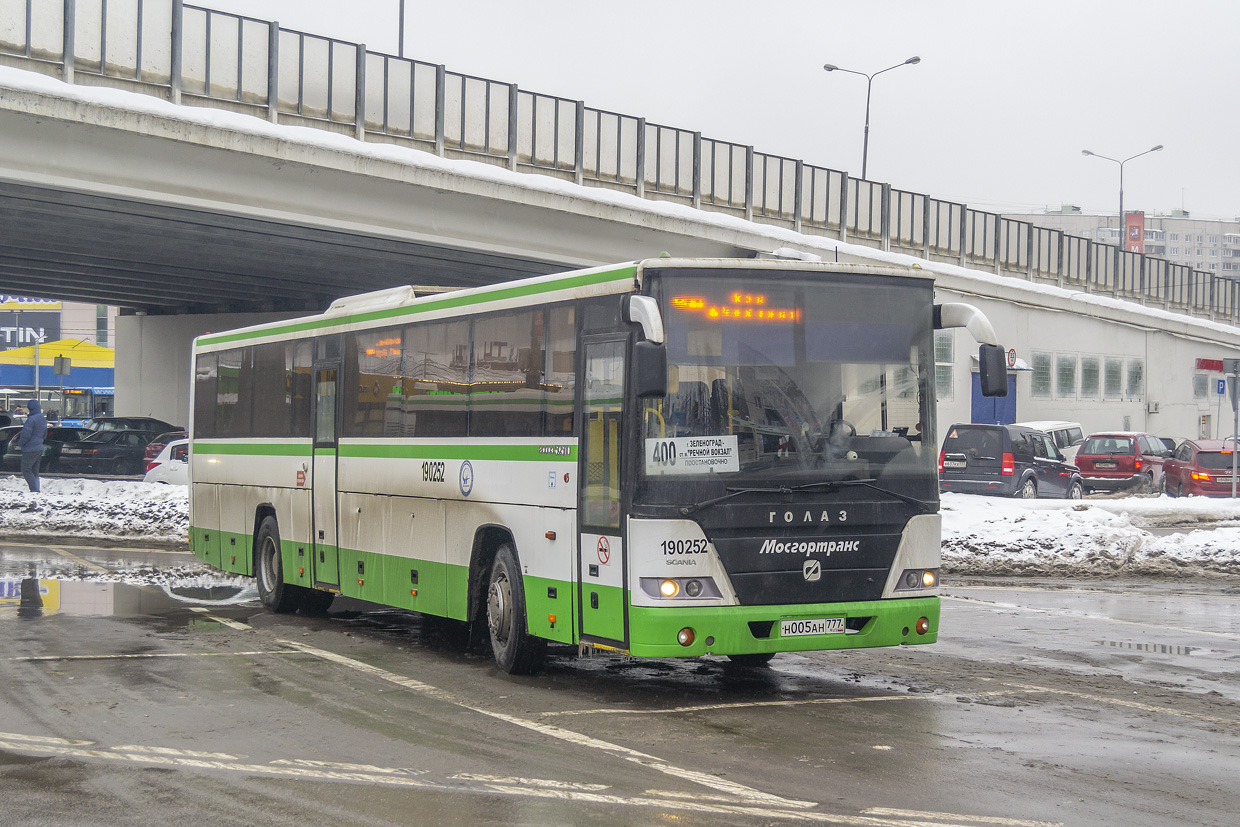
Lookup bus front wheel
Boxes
[256,516,299,614]
[486,543,546,674]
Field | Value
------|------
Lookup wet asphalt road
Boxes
[1,541,1238,827]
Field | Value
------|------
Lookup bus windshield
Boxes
[640,269,935,489]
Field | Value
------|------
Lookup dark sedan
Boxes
[1,426,93,473]
[56,429,155,476]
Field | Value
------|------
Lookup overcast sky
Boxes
[207,0,1238,221]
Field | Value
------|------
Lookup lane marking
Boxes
[189,606,251,630]
[450,774,610,791]
[272,758,428,775]
[47,546,111,573]
[540,690,1025,718]
[114,745,240,760]
[8,651,279,662]
[0,733,997,825]
[994,681,1240,728]
[0,731,94,747]
[1,540,191,556]
[863,808,1062,827]
[942,595,1240,642]
[276,638,814,810]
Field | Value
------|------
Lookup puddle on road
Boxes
[0,575,256,619]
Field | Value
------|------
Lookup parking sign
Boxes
[1220,379,1227,395]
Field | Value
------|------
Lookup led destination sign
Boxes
[671,292,801,324]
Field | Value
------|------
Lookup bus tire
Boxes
[486,543,546,674]
[727,652,776,667]
[255,516,299,614]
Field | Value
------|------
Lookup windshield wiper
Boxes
[790,479,936,513]
[679,486,795,515]
[680,478,935,515]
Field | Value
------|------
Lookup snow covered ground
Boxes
[2,477,1239,579]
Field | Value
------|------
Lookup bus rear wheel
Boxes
[486,543,546,674]
[256,516,300,614]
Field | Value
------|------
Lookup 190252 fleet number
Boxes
[422,461,446,483]
[661,538,708,555]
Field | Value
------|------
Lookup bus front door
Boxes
[578,336,627,647]
[312,363,341,590]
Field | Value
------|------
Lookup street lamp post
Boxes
[398,0,405,57]
[823,56,921,181]
[1081,144,1164,231]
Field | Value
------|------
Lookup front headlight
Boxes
[640,577,722,600]
[894,568,939,592]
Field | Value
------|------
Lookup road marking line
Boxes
[863,808,1062,827]
[114,745,240,760]
[942,595,1240,641]
[7,651,279,662]
[1,540,190,556]
[272,758,427,775]
[189,606,251,630]
[450,774,610,791]
[0,730,94,747]
[276,638,815,810]
[540,689,1025,718]
[0,735,988,825]
[47,546,111,573]
[997,681,1239,728]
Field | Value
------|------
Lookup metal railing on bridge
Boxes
[2,0,1235,326]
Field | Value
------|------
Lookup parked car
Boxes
[1074,432,1170,494]
[939,423,1083,499]
[1,426,93,473]
[144,430,188,463]
[57,429,156,476]
[143,438,188,485]
[86,416,179,434]
[1163,439,1240,497]
[1013,420,1086,463]
[0,424,23,458]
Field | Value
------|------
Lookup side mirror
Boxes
[978,344,1008,397]
[632,341,667,398]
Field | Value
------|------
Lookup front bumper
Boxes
[626,596,939,658]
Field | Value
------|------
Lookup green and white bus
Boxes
[189,258,1007,673]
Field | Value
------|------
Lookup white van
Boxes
[1014,420,1085,463]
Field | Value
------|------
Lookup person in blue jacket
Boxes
[14,398,48,493]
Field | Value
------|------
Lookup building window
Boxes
[1211,249,1218,256]
[95,305,108,347]
[1031,352,1052,398]
[1209,235,1218,243]
[1194,374,1210,399]
[1170,233,1179,241]
[1170,247,1179,255]
[1056,355,1078,398]
[934,331,954,402]
[1104,357,1124,400]
[1126,359,1145,400]
[1080,356,1100,399]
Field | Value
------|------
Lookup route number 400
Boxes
[650,440,677,466]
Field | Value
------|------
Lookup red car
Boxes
[1075,432,1170,494]
[1164,439,1240,497]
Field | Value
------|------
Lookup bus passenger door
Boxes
[578,336,627,647]
[312,363,341,590]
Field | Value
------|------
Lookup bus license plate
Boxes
[781,618,845,637]
[943,460,966,469]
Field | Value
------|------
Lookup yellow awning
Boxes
[0,339,115,369]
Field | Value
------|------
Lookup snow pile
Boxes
[941,493,1240,577]
[0,477,188,544]
[2,479,1239,578]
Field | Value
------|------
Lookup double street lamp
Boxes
[823,56,921,181]
[1081,144,1164,229]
